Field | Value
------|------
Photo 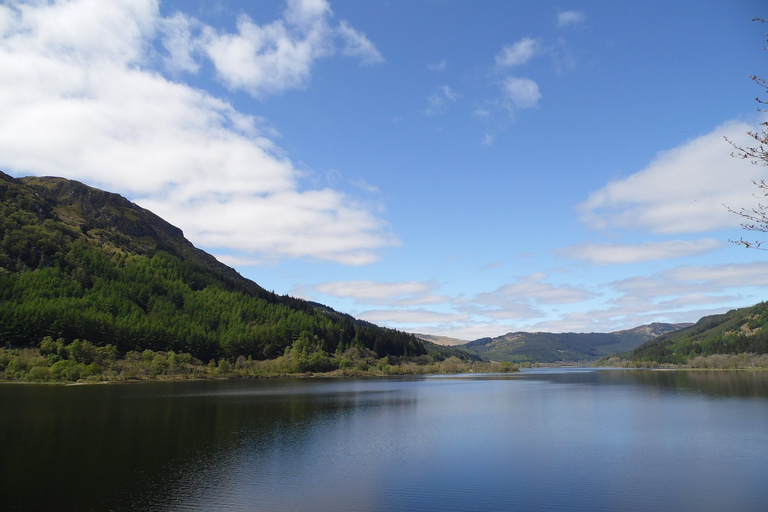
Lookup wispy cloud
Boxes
[309,259,768,337]
[428,58,447,71]
[496,37,540,67]
[557,10,585,29]
[337,19,384,64]
[0,0,394,265]
[563,238,723,264]
[313,280,451,306]
[486,273,594,305]
[611,261,768,298]
[315,280,434,300]
[359,309,468,325]
[426,85,459,115]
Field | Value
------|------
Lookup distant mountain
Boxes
[0,171,427,362]
[631,303,768,363]
[461,323,691,363]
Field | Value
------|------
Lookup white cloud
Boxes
[563,238,723,264]
[0,0,395,265]
[337,20,383,64]
[494,277,592,304]
[666,262,768,288]
[160,12,200,73]
[656,294,740,308]
[315,280,434,300]
[496,37,539,67]
[578,121,764,234]
[502,76,541,111]
[557,11,585,28]
[198,0,381,97]
[313,280,451,306]
[611,261,768,298]
[213,254,265,267]
[471,273,594,320]
[200,9,331,97]
[359,309,468,325]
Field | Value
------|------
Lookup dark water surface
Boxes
[2,369,768,511]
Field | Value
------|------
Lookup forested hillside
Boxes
[0,171,426,364]
[631,302,768,364]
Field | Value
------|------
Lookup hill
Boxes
[462,323,691,363]
[630,303,768,364]
[0,171,428,365]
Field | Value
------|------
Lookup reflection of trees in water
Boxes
[607,369,768,399]
[520,368,768,399]
[0,379,418,512]
[157,380,420,512]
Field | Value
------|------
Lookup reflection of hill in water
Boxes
[644,370,768,398]
[519,368,768,399]
[608,369,768,399]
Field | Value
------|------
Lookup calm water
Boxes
[2,369,768,512]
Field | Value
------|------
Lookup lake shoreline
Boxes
[3,364,767,387]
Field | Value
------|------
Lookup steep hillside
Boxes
[631,303,768,363]
[464,323,690,363]
[0,171,426,362]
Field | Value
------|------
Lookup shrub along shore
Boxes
[597,353,768,370]
[0,337,519,383]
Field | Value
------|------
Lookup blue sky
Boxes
[1,0,767,339]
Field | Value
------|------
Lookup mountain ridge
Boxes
[451,322,693,363]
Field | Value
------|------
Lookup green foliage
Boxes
[0,341,518,383]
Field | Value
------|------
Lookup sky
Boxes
[1,0,767,340]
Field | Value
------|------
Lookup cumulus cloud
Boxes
[563,238,723,264]
[496,37,539,67]
[557,11,585,28]
[200,0,382,97]
[0,0,393,265]
[577,121,764,234]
